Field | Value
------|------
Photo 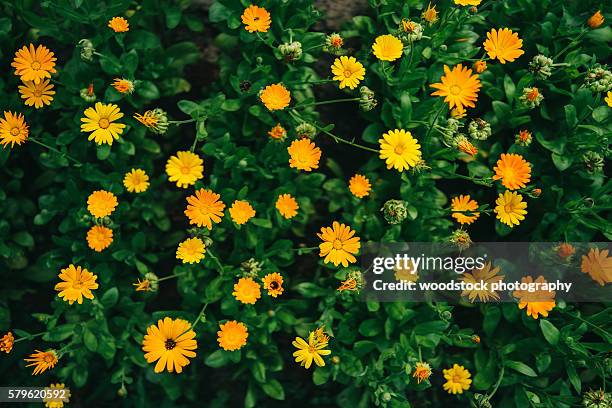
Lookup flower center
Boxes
[450,85,462,95]
[10,127,20,136]
[165,339,176,350]
[98,118,110,129]
[333,239,343,250]
[343,70,353,77]
[31,61,41,70]
[308,345,317,353]
[452,374,462,383]
[270,281,280,290]
[394,144,405,155]
[33,90,43,97]
[180,165,192,175]
[504,204,514,213]
[43,354,55,363]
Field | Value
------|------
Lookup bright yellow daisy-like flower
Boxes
[86,225,113,252]
[112,78,135,94]
[430,64,482,110]
[217,321,249,351]
[87,190,118,218]
[0,111,29,148]
[422,3,438,24]
[268,123,287,141]
[54,264,99,305]
[395,259,419,282]
[587,10,605,28]
[142,317,197,374]
[232,277,261,305]
[260,83,291,111]
[581,248,612,286]
[461,261,505,302]
[288,138,322,171]
[454,0,481,5]
[11,44,57,84]
[1,331,15,354]
[18,79,55,109]
[451,195,480,225]
[25,349,58,375]
[372,34,404,61]
[379,129,422,172]
[292,329,331,369]
[331,56,366,90]
[494,190,527,227]
[349,174,372,198]
[184,188,226,229]
[605,91,612,107]
[483,28,525,64]
[443,364,472,394]
[165,151,204,188]
[513,275,556,319]
[123,169,150,193]
[108,16,129,32]
[276,194,299,219]
[241,5,271,33]
[262,272,284,297]
[412,362,432,384]
[492,153,531,190]
[43,383,68,408]
[80,102,126,145]
[317,221,361,267]
[176,237,206,264]
[229,200,256,225]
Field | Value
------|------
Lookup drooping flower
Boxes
[331,56,366,89]
[372,34,404,61]
[176,237,206,264]
[86,225,113,252]
[54,264,99,305]
[229,200,256,225]
[0,111,29,148]
[412,362,432,384]
[587,10,605,28]
[379,129,422,172]
[292,329,331,369]
[421,3,438,24]
[112,78,135,94]
[260,84,291,110]
[43,383,68,408]
[268,123,287,141]
[232,277,261,304]
[133,278,153,292]
[217,321,249,351]
[317,221,361,267]
[443,364,472,394]
[461,262,505,302]
[288,138,321,171]
[454,0,481,5]
[123,169,150,193]
[11,44,57,84]
[400,19,423,42]
[0,332,14,354]
[262,272,284,297]
[18,79,55,108]
[25,350,58,375]
[142,317,197,373]
[512,275,556,319]
[473,60,487,73]
[430,64,482,110]
[483,28,525,64]
[494,191,527,227]
[134,109,169,134]
[349,174,372,198]
[165,151,204,188]
[184,188,226,229]
[241,5,271,33]
[581,248,612,286]
[451,195,480,224]
[276,194,299,219]
[108,16,129,32]
[492,153,531,190]
[87,190,118,218]
[80,102,126,145]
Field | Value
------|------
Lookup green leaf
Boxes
[101,287,119,308]
[83,329,98,352]
[539,319,560,345]
[505,360,538,377]
[592,106,609,123]
[165,6,182,29]
[205,350,230,368]
[261,379,285,400]
[564,105,577,128]
[503,74,516,102]
[13,231,34,247]
[96,145,111,160]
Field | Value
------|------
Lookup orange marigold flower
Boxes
[430,64,482,110]
[349,174,372,198]
[0,111,29,148]
[457,137,478,156]
[241,5,271,33]
[112,78,135,94]
[276,194,299,219]
[412,362,432,384]
[492,153,531,190]
[556,243,576,259]
[473,60,487,73]
[268,123,287,141]
[262,272,284,297]
[229,200,256,225]
[451,195,480,225]
[513,275,556,319]
[581,248,612,286]
[25,350,58,375]
[483,28,525,64]
[0,332,14,353]
[232,277,261,304]
[87,190,118,218]
[184,188,226,230]
[86,225,113,252]
[317,221,361,267]
[260,84,291,111]
[587,10,605,28]
[288,138,321,171]
[108,16,129,32]
[11,44,57,84]
[217,321,249,351]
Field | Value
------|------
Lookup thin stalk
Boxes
[14,332,45,343]
[207,249,225,275]
[29,138,82,165]
[156,271,189,283]
[296,97,360,109]
[169,119,196,125]
[190,302,209,330]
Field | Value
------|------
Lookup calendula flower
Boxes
[134,109,169,134]
[581,248,612,286]
[260,84,291,110]
[233,277,261,304]
[400,19,423,41]
[372,34,404,61]
[112,78,135,94]
[0,111,29,148]
[456,135,478,156]
[443,364,472,394]
[331,56,366,89]
[520,86,544,109]
[379,129,422,172]
[605,91,612,107]
[165,151,204,188]
[451,195,480,224]
[288,138,321,171]
[292,330,331,369]
[176,237,206,264]
[133,278,153,292]
[349,174,372,198]
[422,3,438,24]
[142,317,197,373]
[217,321,249,351]
[276,194,299,219]
[394,260,419,282]
[454,0,481,5]
[337,270,365,292]
[44,383,68,408]
[11,44,57,84]
[450,105,467,119]
[54,264,99,305]
[413,362,432,384]
[494,191,527,227]
[262,272,284,297]
[184,188,226,229]
[108,16,129,32]
[86,225,113,252]
[80,83,96,102]
[450,228,472,250]
[25,350,58,375]
[0,332,14,353]
[430,64,482,110]
[87,190,118,218]
[268,123,287,141]
[588,10,605,28]
[229,200,256,225]
[483,28,525,63]
[123,169,150,193]
[515,129,532,146]
[80,102,126,145]
[317,221,361,267]
[492,153,531,190]
[513,275,556,319]
[473,60,487,73]
[556,243,576,260]
[241,5,271,33]
[324,33,344,55]
[18,79,55,108]
[461,262,504,302]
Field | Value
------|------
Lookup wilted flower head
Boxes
[80,83,96,102]
[399,19,423,42]
[529,54,554,79]
[582,151,604,173]
[454,135,478,157]
[337,270,365,293]
[78,39,95,62]
[295,122,317,139]
[582,388,612,408]
[278,41,303,62]
[473,60,487,73]
[520,87,544,108]
[587,10,605,29]
[359,86,378,111]
[584,65,612,93]
[450,228,472,250]
[381,199,408,224]
[241,258,262,276]
[515,129,532,146]
[467,118,491,140]
[421,3,438,25]
[134,108,169,134]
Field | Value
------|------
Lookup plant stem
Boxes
[423,103,446,153]
[169,119,196,125]
[14,332,45,343]
[296,98,360,109]
[190,302,209,329]
[29,138,82,166]
[488,361,505,398]
[156,271,189,282]
[207,249,225,275]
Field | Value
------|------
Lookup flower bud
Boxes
[471,393,492,408]
[520,87,544,109]
[587,10,605,29]
[529,54,554,79]
[471,334,480,344]
[381,200,408,224]
[455,135,478,157]
[582,389,612,408]
[450,229,472,250]
[515,129,532,146]
[473,60,487,73]
[331,356,341,365]
[278,41,303,62]
[295,122,317,139]
[359,86,378,111]
[584,65,612,93]
[80,83,97,102]
[468,118,491,140]
[399,19,423,42]
[324,33,344,55]
[241,258,262,275]
[582,151,604,173]
[144,272,159,292]
[78,39,95,62]
[239,80,252,93]
[117,385,127,398]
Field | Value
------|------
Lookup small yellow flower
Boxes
[123,169,150,193]
[288,138,322,171]
[87,190,118,218]
[473,60,487,73]
[217,321,249,351]
[0,111,29,148]
[450,106,467,118]
[460,262,505,302]
[379,129,422,172]
[260,83,291,111]
[229,200,256,225]
[348,174,372,198]
[421,3,438,24]
[241,5,271,33]
[133,278,153,292]
[176,237,206,264]
[483,28,525,64]
[317,221,361,267]
[112,78,135,94]
[494,190,527,227]
[54,264,99,305]
[587,10,605,28]
[430,64,482,110]
[18,79,55,108]
[331,56,366,89]
[443,364,472,394]
[11,44,57,84]
[165,151,204,188]
[605,91,612,107]
[513,275,556,319]
[80,102,126,145]
[232,277,261,304]
[108,16,129,32]
[25,350,58,376]
[262,272,284,297]
[412,362,432,384]
[86,225,113,252]
[454,0,481,5]
[142,318,197,373]
[451,195,479,224]
[372,34,404,61]
[44,383,68,408]
[292,329,331,369]
[276,194,299,219]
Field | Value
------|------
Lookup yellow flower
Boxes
[142,317,197,373]
[443,364,472,394]
[430,64,482,110]
[412,362,432,384]
[18,79,55,108]
[165,151,204,188]
[317,221,361,267]
[11,44,57,84]
[0,111,29,148]
[229,200,256,225]
[451,195,479,224]
[483,28,525,64]
[454,0,481,5]
[87,190,118,218]
[349,174,372,198]
[450,105,467,119]
[134,110,163,131]
[262,272,284,297]
[372,34,404,61]
[80,102,126,145]
[44,383,68,408]
[581,248,612,286]
[86,225,113,252]
[492,153,531,190]
[112,78,135,94]
[268,123,287,141]
[25,350,58,375]
[1,331,14,354]
[513,276,556,319]
[123,169,150,193]
[217,321,249,351]
[394,260,419,282]
[176,237,206,264]
[379,129,422,172]
[288,138,322,171]
[461,261,505,302]
[494,190,527,227]
[605,91,612,107]
[587,10,605,28]
[331,56,366,89]
[108,16,129,32]
[421,3,438,24]
[292,330,331,369]
[241,5,271,33]
[54,264,99,305]
[260,83,291,110]
[184,188,226,229]
[276,194,299,219]
[473,60,487,73]
[133,278,153,292]
[232,277,261,304]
